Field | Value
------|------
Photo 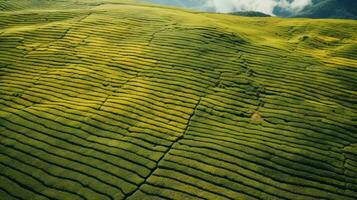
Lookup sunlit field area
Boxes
[0,0,356,199]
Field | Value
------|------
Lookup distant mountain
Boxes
[230,11,271,17]
[292,0,357,19]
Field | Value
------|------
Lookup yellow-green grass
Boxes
[0,0,356,199]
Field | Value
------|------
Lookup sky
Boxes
[205,0,313,15]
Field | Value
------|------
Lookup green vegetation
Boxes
[145,0,357,19]
[0,0,356,199]
[230,11,270,17]
[292,0,357,19]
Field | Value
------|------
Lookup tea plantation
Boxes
[0,0,356,199]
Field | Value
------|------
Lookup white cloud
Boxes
[205,0,312,15]
[280,0,312,13]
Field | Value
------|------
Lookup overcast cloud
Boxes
[205,0,312,15]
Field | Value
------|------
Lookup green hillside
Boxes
[230,11,271,17]
[0,0,357,200]
[293,0,357,19]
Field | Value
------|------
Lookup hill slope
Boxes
[144,0,357,19]
[0,1,357,200]
[292,0,357,19]
[230,11,271,17]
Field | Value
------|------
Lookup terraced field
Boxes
[0,1,357,199]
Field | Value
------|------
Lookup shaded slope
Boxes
[293,0,357,19]
[230,11,271,17]
[0,1,357,200]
